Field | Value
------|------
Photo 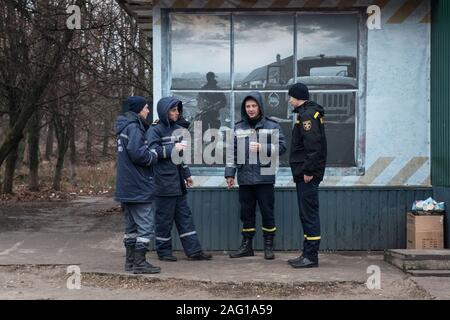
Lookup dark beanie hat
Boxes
[126,96,147,114]
[288,83,309,100]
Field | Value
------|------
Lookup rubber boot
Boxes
[133,249,161,274]
[125,245,135,272]
[229,237,254,258]
[264,235,275,260]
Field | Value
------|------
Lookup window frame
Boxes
[161,9,367,177]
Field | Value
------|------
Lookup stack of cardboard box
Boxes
[407,213,444,249]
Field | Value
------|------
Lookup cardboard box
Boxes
[407,212,444,249]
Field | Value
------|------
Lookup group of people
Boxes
[114,82,327,274]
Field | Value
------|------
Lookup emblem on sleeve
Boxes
[303,120,312,131]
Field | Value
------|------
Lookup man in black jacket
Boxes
[288,83,327,268]
[225,92,287,260]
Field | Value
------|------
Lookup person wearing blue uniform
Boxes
[147,96,212,262]
[115,96,161,274]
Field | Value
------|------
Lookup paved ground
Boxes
[0,196,448,300]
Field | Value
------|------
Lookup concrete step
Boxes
[384,249,450,272]
[408,270,450,277]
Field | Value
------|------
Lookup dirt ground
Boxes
[0,264,430,300]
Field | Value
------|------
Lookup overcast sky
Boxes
[171,13,358,77]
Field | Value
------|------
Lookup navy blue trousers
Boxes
[155,195,202,257]
[296,180,321,260]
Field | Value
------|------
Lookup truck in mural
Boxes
[238,54,357,167]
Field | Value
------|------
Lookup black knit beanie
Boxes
[288,83,310,100]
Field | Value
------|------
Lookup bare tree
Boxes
[0,0,153,193]
[28,110,40,191]
[0,0,86,193]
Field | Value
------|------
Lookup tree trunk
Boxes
[52,99,73,191]
[102,118,109,157]
[45,119,54,160]
[53,145,67,191]
[53,122,69,191]
[28,110,41,191]
[86,123,92,162]
[2,145,18,194]
[69,120,77,187]
[15,133,26,172]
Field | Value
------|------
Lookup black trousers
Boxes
[296,180,321,260]
[239,184,276,238]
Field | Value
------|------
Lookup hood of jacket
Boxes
[240,91,265,122]
[115,111,145,135]
[157,96,183,126]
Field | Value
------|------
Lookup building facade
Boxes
[120,0,449,250]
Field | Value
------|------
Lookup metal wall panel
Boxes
[169,187,432,251]
[433,186,449,249]
[431,0,450,187]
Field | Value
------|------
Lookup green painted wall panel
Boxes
[431,0,450,186]
[168,187,432,251]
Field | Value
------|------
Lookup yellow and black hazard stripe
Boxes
[156,0,430,24]
[304,234,321,241]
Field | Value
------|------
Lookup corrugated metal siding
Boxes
[431,0,450,187]
[169,187,432,251]
[433,186,450,248]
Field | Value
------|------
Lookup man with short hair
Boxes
[115,96,161,274]
[225,91,286,260]
[288,83,327,268]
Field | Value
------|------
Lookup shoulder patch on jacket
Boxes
[303,120,312,131]
[152,119,160,126]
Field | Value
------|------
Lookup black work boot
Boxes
[287,255,303,265]
[229,237,254,258]
[158,254,178,262]
[289,256,319,268]
[125,245,135,272]
[188,251,213,261]
[264,236,275,260]
[133,249,161,274]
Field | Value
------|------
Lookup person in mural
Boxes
[147,96,213,262]
[288,83,327,268]
[196,71,227,135]
[115,96,161,274]
[225,91,287,260]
